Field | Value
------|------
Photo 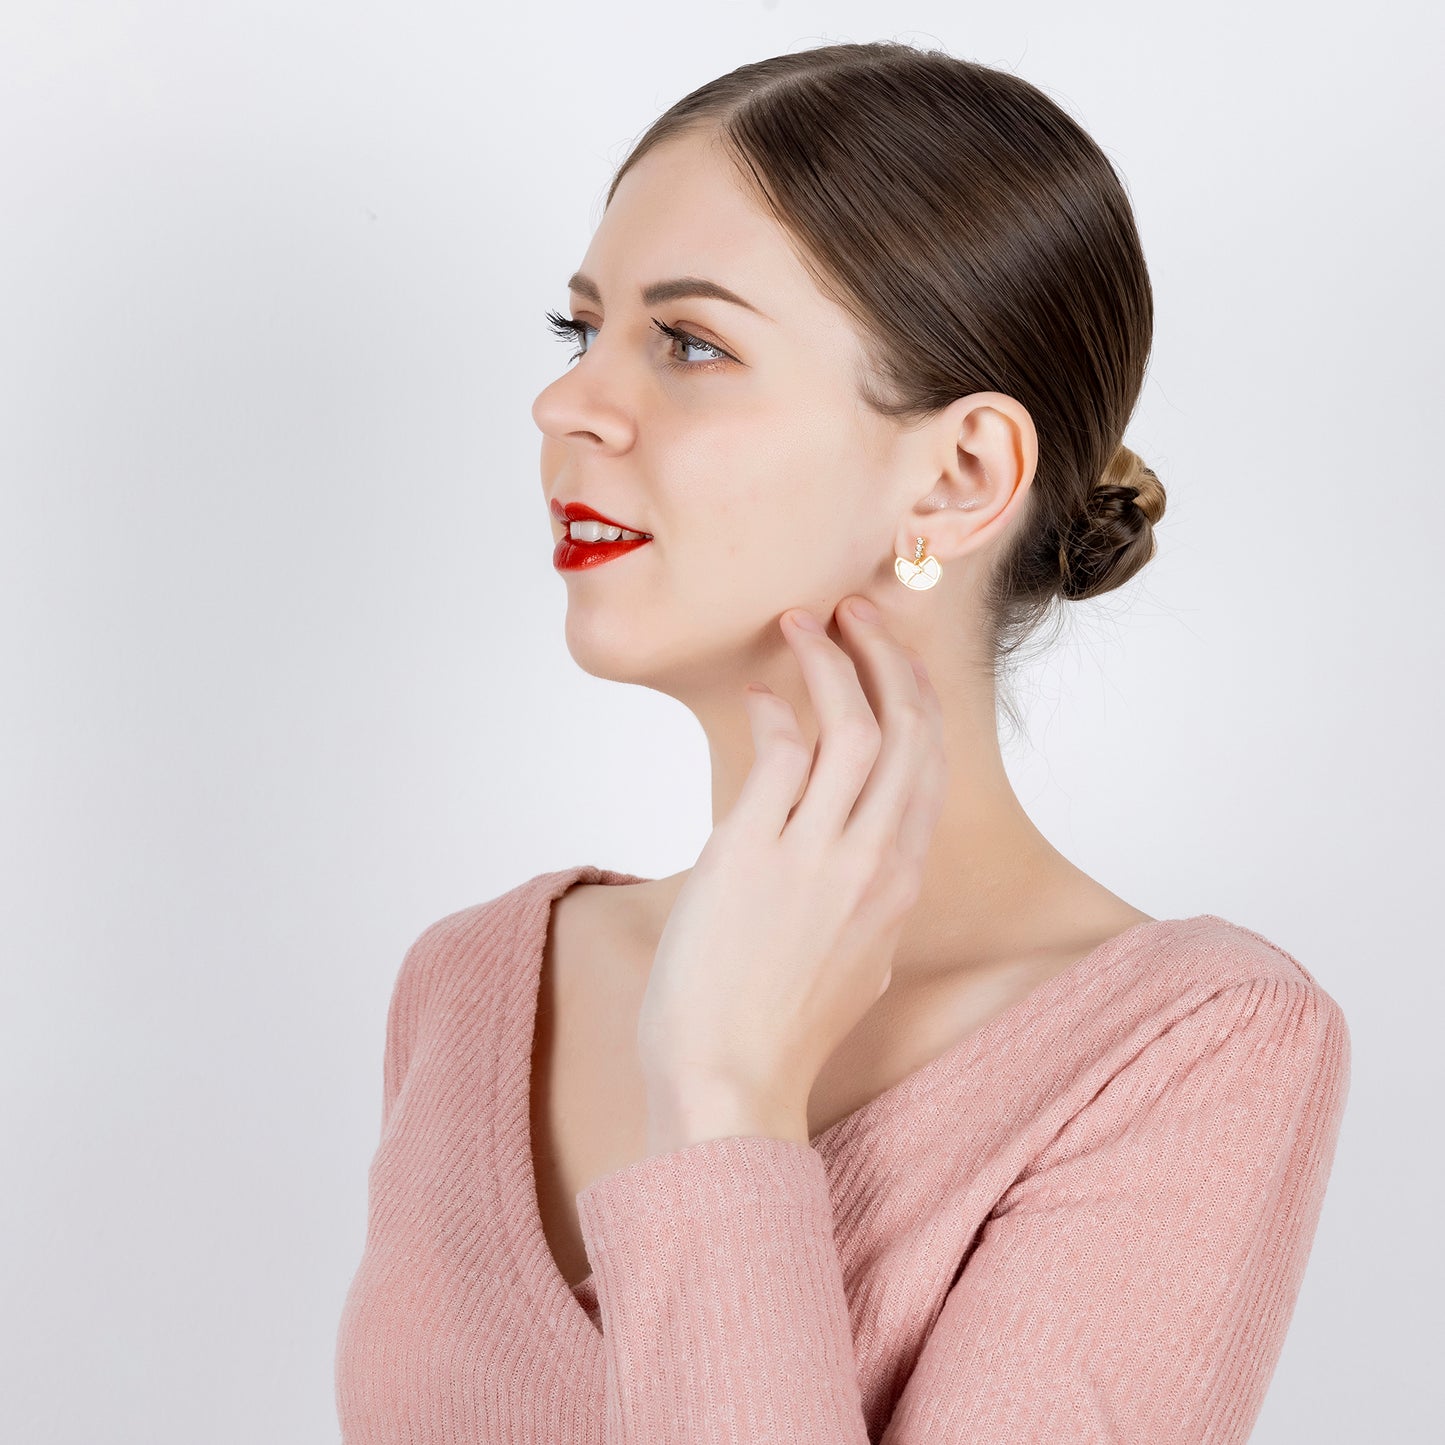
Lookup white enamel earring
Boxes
[894,536,941,591]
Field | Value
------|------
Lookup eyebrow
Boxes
[567,271,773,322]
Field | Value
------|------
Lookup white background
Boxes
[2,2,1438,1440]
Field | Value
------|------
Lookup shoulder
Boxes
[373,869,588,1125]
[385,863,650,1015]
[1117,911,1347,1020]
[994,917,1352,1209]
[384,867,579,1021]
[1033,912,1353,1136]
[1183,912,1338,989]
[1169,913,1351,1065]
[1096,912,1352,1119]
[417,867,568,946]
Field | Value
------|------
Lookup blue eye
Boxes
[650,319,730,368]
[544,309,595,362]
[543,309,734,373]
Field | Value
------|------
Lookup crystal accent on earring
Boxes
[894,536,941,590]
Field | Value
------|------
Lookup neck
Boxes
[641,656,1085,982]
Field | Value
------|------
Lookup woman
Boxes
[336,41,1349,1444]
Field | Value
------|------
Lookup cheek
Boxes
[700,409,859,528]
[658,394,879,584]
[701,480,872,609]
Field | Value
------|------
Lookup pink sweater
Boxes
[334,864,1350,1443]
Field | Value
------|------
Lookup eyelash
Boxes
[543,309,734,374]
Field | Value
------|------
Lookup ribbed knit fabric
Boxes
[334,864,1351,1444]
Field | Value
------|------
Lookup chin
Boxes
[562,611,654,685]
[561,612,742,702]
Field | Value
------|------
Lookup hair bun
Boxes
[1058,444,1167,600]
[1097,443,1165,524]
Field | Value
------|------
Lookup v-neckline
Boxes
[503,863,1197,1350]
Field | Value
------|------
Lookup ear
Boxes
[894,392,1038,566]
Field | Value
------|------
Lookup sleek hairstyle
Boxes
[604,40,1167,735]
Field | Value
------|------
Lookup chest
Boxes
[527,891,654,1288]
[525,885,1058,1291]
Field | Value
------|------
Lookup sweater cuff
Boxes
[575,1132,831,1250]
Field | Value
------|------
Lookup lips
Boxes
[549,498,651,535]
[549,496,654,572]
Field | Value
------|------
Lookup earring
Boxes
[894,536,941,591]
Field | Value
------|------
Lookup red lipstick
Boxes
[550,498,654,572]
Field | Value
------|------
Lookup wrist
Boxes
[643,1076,810,1155]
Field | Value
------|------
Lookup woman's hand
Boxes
[635,595,948,1147]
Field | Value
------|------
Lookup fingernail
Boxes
[848,596,880,622]
[789,610,824,632]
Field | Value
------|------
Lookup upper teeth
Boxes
[568,520,649,542]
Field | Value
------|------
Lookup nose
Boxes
[531,352,636,454]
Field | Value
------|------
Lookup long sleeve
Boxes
[575,1131,869,1444]
[573,976,1350,1445]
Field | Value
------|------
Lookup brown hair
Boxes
[604,40,1167,734]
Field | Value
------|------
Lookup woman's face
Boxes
[531,128,916,696]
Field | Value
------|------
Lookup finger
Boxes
[903,646,943,730]
[777,607,885,844]
[892,653,948,865]
[836,598,927,723]
[725,682,813,839]
[832,605,937,850]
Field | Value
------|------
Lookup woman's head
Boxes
[532,41,1165,735]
